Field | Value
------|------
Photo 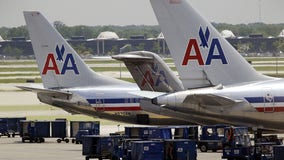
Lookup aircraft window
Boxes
[206,128,213,136]
[217,128,225,137]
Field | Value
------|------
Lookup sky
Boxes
[0,0,284,27]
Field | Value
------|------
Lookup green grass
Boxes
[245,57,284,61]
[0,73,39,77]
[0,78,42,83]
[0,67,39,72]
[1,57,284,84]
[163,58,174,63]
[119,78,135,83]
[91,67,129,72]
[254,66,284,71]
[85,59,120,64]
[0,61,36,65]
[266,74,284,78]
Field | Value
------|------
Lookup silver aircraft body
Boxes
[134,0,284,132]
[20,11,189,125]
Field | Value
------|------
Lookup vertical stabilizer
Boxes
[150,0,272,89]
[113,51,184,92]
[24,11,130,89]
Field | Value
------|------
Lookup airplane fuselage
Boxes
[37,84,189,125]
[152,78,284,132]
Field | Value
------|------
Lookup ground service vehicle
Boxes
[198,125,228,152]
[222,127,252,160]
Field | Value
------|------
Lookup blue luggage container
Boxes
[164,139,197,160]
[273,145,284,160]
[146,127,172,139]
[4,117,26,137]
[82,135,113,160]
[20,120,50,143]
[125,126,172,140]
[0,119,8,137]
[51,120,69,143]
[124,127,141,138]
[34,121,50,138]
[173,126,198,140]
[131,141,164,160]
[70,121,100,137]
[70,121,100,144]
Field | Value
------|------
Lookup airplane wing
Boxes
[183,94,243,106]
[17,86,72,97]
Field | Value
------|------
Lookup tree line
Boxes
[1,22,284,40]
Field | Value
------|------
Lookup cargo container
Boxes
[173,126,198,140]
[82,135,113,160]
[164,139,197,160]
[6,117,26,136]
[120,138,142,160]
[131,141,164,160]
[20,120,50,143]
[111,135,126,160]
[0,119,8,137]
[0,117,26,137]
[124,127,141,138]
[51,120,69,143]
[70,121,100,137]
[70,121,100,144]
[124,126,172,140]
[273,145,284,160]
[198,124,228,152]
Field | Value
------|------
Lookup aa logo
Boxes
[182,26,228,65]
[42,45,79,75]
[141,64,168,88]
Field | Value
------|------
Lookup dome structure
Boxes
[220,30,236,38]
[97,31,119,40]
[278,29,284,37]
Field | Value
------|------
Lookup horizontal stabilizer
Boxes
[112,53,153,62]
[130,90,166,99]
[17,86,72,97]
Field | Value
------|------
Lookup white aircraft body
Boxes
[139,0,284,132]
[20,11,189,125]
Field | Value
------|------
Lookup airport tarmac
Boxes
[0,134,222,160]
[0,86,223,160]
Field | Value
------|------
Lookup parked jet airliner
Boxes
[19,11,189,125]
[132,0,284,132]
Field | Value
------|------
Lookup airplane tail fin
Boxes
[24,11,130,89]
[150,0,272,89]
[113,51,184,92]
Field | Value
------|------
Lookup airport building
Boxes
[0,30,283,59]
